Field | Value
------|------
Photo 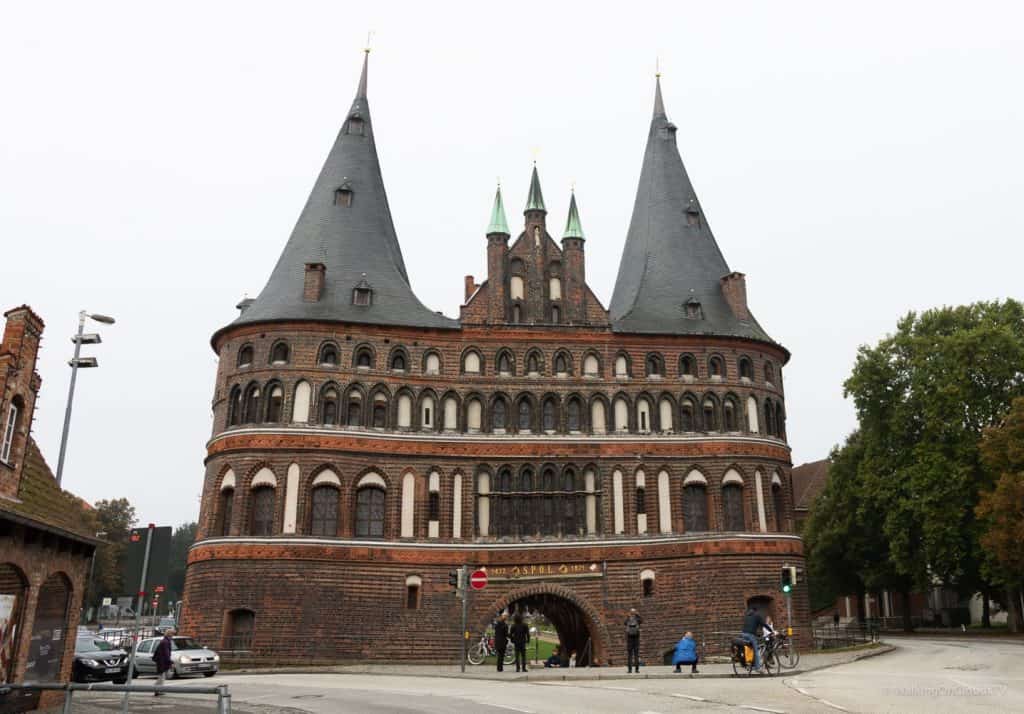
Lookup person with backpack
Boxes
[740,606,766,672]
[510,613,530,673]
[624,608,643,673]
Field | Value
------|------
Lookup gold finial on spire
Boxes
[364,30,374,53]
[531,145,541,165]
[655,54,661,78]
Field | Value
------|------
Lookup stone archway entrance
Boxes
[481,585,607,666]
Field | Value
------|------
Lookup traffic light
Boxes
[781,566,795,593]
[449,570,460,589]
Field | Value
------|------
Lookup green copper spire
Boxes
[562,191,585,240]
[525,164,546,212]
[487,184,510,235]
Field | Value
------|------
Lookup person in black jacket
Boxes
[624,608,643,673]
[510,613,530,672]
[741,606,766,671]
[494,613,510,672]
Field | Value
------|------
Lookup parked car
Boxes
[154,616,177,634]
[72,634,128,683]
[132,636,219,679]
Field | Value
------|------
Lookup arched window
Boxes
[270,341,289,364]
[321,387,339,425]
[723,397,738,432]
[227,386,242,427]
[775,402,786,439]
[642,570,655,597]
[722,483,745,531]
[424,352,441,375]
[463,350,482,374]
[551,305,561,323]
[566,398,582,432]
[466,398,483,431]
[683,482,708,532]
[526,351,541,375]
[583,354,599,376]
[372,394,388,428]
[491,398,507,431]
[224,609,255,651]
[443,396,458,430]
[739,357,754,381]
[355,347,373,369]
[427,471,441,537]
[250,486,275,535]
[542,398,557,432]
[319,343,339,366]
[497,351,513,375]
[554,352,569,376]
[562,469,580,536]
[217,487,234,536]
[746,396,760,434]
[635,398,651,433]
[680,354,695,378]
[476,472,491,537]
[680,398,696,432]
[292,381,311,423]
[420,394,435,430]
[764,362,775,385]
[772,480,785,532]
[346,392,363,427]
[310,485,339,536]
[591,399,607,434]
[390,352,407,371]
[510,275,525,300]
[614,354,629,378]
[396,393,413,428]
[243,384,260,424]
[703,397,719,432]
[635,485,647,516]
[613,397,629,432]
[265,384,284,423]
[237,344,254,367]
[764,399,776,436]
[659,398,674,432]
[400,472,415,537]
[646,354,663,377]
[355,487,385,538]
[517,399,532,432]
[405,575,421,609]
[709,355,724,379]
[549,276,562,300]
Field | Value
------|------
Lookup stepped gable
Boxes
[221,52,458,335]
[609,76,777,344]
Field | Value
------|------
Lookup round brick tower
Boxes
[181,54,807,666]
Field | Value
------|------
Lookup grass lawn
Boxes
[482,638,559,666]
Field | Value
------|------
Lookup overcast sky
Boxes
[2,1,1022,528]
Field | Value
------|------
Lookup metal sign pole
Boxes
[786,591,793,636]
[122,524,154,713]
[459,565,468,674]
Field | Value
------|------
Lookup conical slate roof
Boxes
[487,185,510,235]
[562,192,584,239]
[222,53,458,334]
[609,77,774,342]
[525,165,546,212]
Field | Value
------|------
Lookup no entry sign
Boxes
[469,569,488,590]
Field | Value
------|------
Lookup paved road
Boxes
[64,636,1022,713]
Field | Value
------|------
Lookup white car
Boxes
[132,636,220,679]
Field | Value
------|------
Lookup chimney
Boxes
[719,272,750,321]
[303,263,326,302]
[464,275,478,303]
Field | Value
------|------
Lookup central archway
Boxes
[479,584,608,666]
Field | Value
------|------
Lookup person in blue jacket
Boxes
[672,631,699,674]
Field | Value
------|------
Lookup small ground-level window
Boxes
[225,609,255,650]
[405,575,422,610]
[642,577,654,597]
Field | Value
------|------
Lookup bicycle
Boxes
[467,633,516,666]
[730,636,780,676]
[774,632,800,669]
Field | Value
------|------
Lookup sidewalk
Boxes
[222,642,893,682]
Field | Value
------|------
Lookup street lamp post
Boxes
[55,310,115,487]
[82,530,108,625]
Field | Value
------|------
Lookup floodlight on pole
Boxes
[55,310,116,487]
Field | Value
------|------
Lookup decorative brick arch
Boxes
[477,582,610,665]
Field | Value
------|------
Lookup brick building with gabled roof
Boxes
[182,54,809,666]
[1,306,99,711]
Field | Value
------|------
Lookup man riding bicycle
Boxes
[740,606,766,672]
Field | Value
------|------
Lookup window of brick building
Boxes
[310,485,339,536]
[680,398,696,432]
[709,355,724,379]
[270,342,289,364]
[372,395,387,428]
[641,570,655,597]
[739,357,754,381]
[265,385,284,423]
[355,348,373,368]
[722,484,744,531]
[321,388,339,425]
[225,609,255,651]
[243,384,260,424]
[542,398,557,432]
[319,344,339,366]
[347,395,363,426]
[566,398,582,432]
[680,354,695,378]
[237,344,254,367]
[517,399,532,432]
[218,489,234,536]
[428,491,440,522]
[405,575,421,610]
[250,487,275,536]
[356,487,385,538]
[683,482,708,531]
[492,398,507,431]
[772,481,785,532]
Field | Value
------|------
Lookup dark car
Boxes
[72,634,129,683]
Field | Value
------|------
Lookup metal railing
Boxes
[812,621,879,649]
[0,681,232,713]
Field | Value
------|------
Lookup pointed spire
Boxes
[487,183,510,235]
[525,164,546,212]
[653,73,666,118]
[562,191,585,240]
[356,48,369,99]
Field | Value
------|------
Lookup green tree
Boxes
[844,300,1024,625]
[977,396,1024,631]
[166,522,198,605]
[90,498,137,608]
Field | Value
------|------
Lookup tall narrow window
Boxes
[683,485,708,531]
[391,353,406,371]
[425,352,441,374]
[218,489,234,536]
[243,385,260,424]
[551,305,560,323]
[319,344,339,366]
[542,399,557,432]
[614,355,629,377]
[646,354,662,376]
[421,396,434,429]
[518,400,532,432]
[554,354,568,375]
[467,399,482,431]
[310,486,339,536]
[356,349,372,368]
[583,354,599,376]
[635,486,647,514]
[722,484,744,531]
[527,352,540,374]
[271,342,289,364]
[321,388,339,425]
[428,491,440,522]
[566,398,581,432]
[372,396,387,428]
[228,387,242,426]
[739,357,754,381]
[492,399,507,430]
[406,582,420,610]
[498,352,512,375]
[355,487,386,538]
[251,487,275,536]
[237,345,254,367]
[765,362,775,385]
[723,399,737,431]
[680,354,695,378]
[709,356,724,378]
[772,483,785,532]
[680,399,695,432]
[347,397,363,427]
[265,385,284,423]
[703,399,718,431]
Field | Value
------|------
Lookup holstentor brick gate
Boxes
[180,52,809,666]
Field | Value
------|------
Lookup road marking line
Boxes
[601,686,639,691]
[796,688,810,696]
[820,700,849,711]
[671,693,707,701]
[740,706,786,714]
[490,704,534,713]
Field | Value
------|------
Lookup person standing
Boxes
[494,613,510,672]
[624,608,643,673]
[153,628,175,696]
[740,606,765,672]
[510,613,530,672]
